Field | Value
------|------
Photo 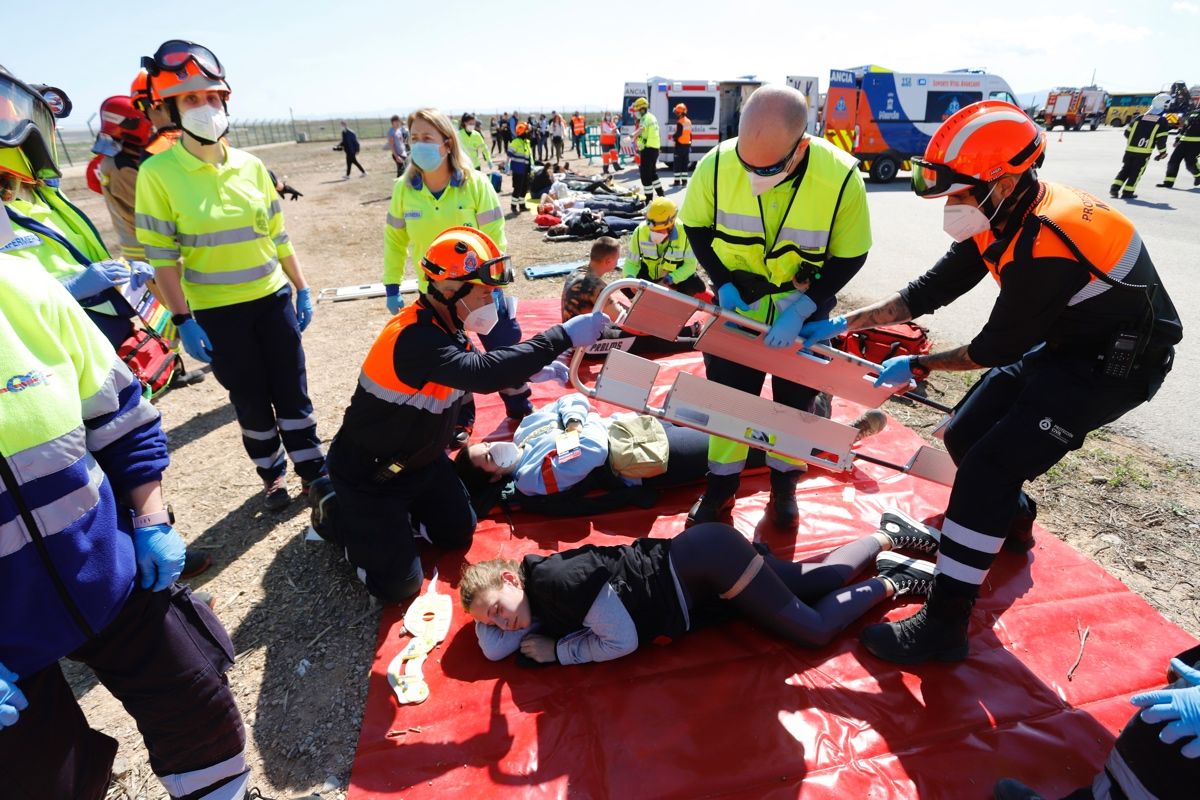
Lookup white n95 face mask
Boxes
[461,302,499,334]
[649,229,669,243]
[942,204,992,242]
[748,170,790,196]
[489,441,520,470]
[942,184,1000,242]
[181,104,229,144]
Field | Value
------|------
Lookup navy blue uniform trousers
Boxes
[938,344,1172,594]
[194,287,325,483]
[0,586,245,800]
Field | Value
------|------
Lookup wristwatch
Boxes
[910,356,931,381]
[133,508,174,528]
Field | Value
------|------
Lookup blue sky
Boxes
[7,0,1198,129]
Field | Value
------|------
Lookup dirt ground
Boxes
[54,139,1198,800]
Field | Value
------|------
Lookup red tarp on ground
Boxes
[347,300,1196,799]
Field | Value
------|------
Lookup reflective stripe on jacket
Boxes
[622,224,697,283]
[134,143,290,310]
[0,262,167,675]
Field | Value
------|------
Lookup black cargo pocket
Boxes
[170,584,236,675]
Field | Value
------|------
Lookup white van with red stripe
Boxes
[620,76,762,165]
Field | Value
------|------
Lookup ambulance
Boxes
[823,65,1021,183]
[620,76,762,165]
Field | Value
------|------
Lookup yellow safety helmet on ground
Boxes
[421,227,513,286]
[645,197,677,230]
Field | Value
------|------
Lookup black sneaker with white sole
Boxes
[879,509,941,555]
[876,552,937,598]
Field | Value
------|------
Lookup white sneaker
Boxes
[341,175,350,181]
[359,171,368,178]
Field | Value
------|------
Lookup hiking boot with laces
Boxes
[879,509,941,555]
[263,474,291,512]
[875,552,936,597]
[860,585,973,664]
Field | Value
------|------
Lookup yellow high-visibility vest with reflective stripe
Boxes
[699,137,865,322]
[622,223,697,283]
[134,143,290,311]
[383,168,506,290]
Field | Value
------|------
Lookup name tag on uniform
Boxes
[404,211,422,220]
[0,213,40,253]
[556,431,581,463]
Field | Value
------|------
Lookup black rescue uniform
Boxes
[1111,111,1170,197]
[325,299,573,602]
[900,181,1181,599]
[1161,106,1200,188]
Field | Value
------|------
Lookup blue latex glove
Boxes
[717,283,750,312]
[562,311,610,348]
[1131,658,1200,758]
[0,663,27,729]
[531,361,569,385]
[662,272,675,286]
[295,287,314,332]
[177,318,214,364]
[385,284,404,315]
[61,260,129,300]
[874,356,916,388]
[132,523,187,592]
[128,261,156,291]
[800,315,849,349]
[764,293,817,349]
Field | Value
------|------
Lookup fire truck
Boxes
[620,76,762,165]
[1038,86,1108,131]
[822,65,1020,183]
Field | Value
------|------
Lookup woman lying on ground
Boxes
[459,521,940,664]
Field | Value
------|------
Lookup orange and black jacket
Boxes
[900,181,1182,368]
[328,299,572,484]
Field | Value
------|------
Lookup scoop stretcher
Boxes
[568,279,958,486]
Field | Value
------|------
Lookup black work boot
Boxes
[767,468,803,528]
[1004,494,1038,553]
[860,576,974,664]
[686,473,740,527]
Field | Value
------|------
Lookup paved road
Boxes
[840,128,1197,462]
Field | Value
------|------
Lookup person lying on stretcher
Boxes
[453,392,745,516]
[460,520,941,665]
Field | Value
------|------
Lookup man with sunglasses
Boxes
[797,100,1182,665]
[679,84,872,529]
[320,227,609,604]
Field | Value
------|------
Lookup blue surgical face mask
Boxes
[411,141,446,172]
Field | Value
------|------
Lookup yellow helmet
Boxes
[630,97,649,112]
[0,146,35,184]
[645,197,677,229]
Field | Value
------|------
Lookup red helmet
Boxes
[99,95,153,147]
[421,227,513,286]
[911,100,1044,199]
[515,121,529,136]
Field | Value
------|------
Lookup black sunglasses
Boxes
[736,133,805,176]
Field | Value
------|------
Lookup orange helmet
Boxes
[142,40,229,100]
[130,68,155,112]
[421,227,513,286]
[911,100,1044,199]
[515,121,529,136]
[674,103,687,115]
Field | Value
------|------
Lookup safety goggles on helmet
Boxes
[423,253,514,286]
[0,69,61,179]
[910,158,988,198]
[142,40,225,81]
[736,132,805,177]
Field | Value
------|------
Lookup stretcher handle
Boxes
[569,279,955,416]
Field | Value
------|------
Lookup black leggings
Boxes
[345,151,365,175]
[669,523,887,647]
